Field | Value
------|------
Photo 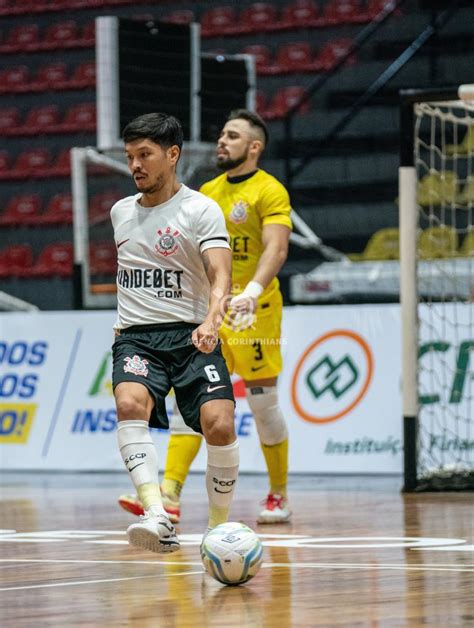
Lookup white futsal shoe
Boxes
[127,510,180,554]
[257,493,292,524]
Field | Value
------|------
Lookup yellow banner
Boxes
[0,404,36,444]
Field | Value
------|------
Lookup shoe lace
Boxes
[260,493,284,509]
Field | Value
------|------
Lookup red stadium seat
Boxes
[89,191,122,225]
[34,193,73,225]
[34,62,69,91]
[0,150,10,170]
[323,0,368,25]
[0,24,39,52]
[0,245,34,278]
[12,148,52,179]
[23,105,60,133]
[242,45,276,75]
[272,41,316,74]
[265,86,310,119]
[281,0,324,29]
[69,61,96,88]
[0,107,21,135]
[161,10,195,25]
[0,195,42,226]
[30,242,73,278]
[200,6,244,37]
[0,65,30,94]
[48,149,71,177]
[61,103,96,132]
[43,20,79,49]
[241,3,282,33]
[80,21,96,45]
[90,242,117,275]
[313,38,356,71]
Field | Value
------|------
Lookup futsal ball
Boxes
[201,522,264,586]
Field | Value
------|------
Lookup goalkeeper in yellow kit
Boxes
[119,109,292,524]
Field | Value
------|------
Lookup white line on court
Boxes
[0,558,472,573]
[0,570,204,592]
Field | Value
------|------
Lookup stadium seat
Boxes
[35,193,73,225]
[313,38,356,71]
[80,22,96,46]
[89,191,122,225]
[349,228,400,261]
[48,149,72,177]
[200,6,243,37]
[43,20,79,49]
[69,61,96,89]
[90,241,117,275]
[241,3,282,33]
[242,45,276,75]
[0,194,42,226]
[265,86,310,119]
[34,62,69,91]
[30,242,73,278]
[11,148,52,179]
[272,41,316,74]
[459,228,474,257]
[61,103,96,132]
[417,171,458,206]
[418,226,459,259]
[0,23,39,52]
[323,0,368,25]
[0,65,30,94]
[23,105,61,134]
[161,9,195,25]
[0,244,34,278]
[281,0,324,29]
[0,107,21,135]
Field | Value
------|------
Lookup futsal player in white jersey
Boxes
[111,112,239,554]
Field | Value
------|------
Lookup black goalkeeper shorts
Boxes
[112,322,235,432]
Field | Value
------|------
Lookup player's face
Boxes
[125,138,178,194]
[216,119,255,171]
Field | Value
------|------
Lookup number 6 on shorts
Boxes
[204,364,221,382]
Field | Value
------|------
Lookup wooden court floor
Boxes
[0,473,472,627]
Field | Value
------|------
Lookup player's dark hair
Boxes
[122,113,184,151]
[227,109,269,146]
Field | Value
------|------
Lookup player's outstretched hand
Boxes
[192,321,218,353]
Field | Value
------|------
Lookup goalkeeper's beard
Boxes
[216,153,248,172]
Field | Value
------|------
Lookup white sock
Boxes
[117,419,165,515]
[206,440,239,528]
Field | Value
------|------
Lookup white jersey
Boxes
[111,184,230,329]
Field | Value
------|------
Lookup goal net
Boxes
[400,86,474,491]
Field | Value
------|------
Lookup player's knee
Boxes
[115,396,147,421]
[246,386,288,446]
[202,411,236,445]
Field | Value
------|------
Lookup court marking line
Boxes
[0,570,204,592]
[41,328,82,457]
[0,558,471,574]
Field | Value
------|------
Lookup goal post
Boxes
[399,86,474,491]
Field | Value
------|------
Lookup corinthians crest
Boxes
[123,355,149,377]
[155,227,180,257]
[228,200,249,224]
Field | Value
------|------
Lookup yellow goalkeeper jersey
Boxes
[200,169,292,299]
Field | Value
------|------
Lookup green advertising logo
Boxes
[306,355,359,400]
[88,351,113,397]
[419,340,474,405]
